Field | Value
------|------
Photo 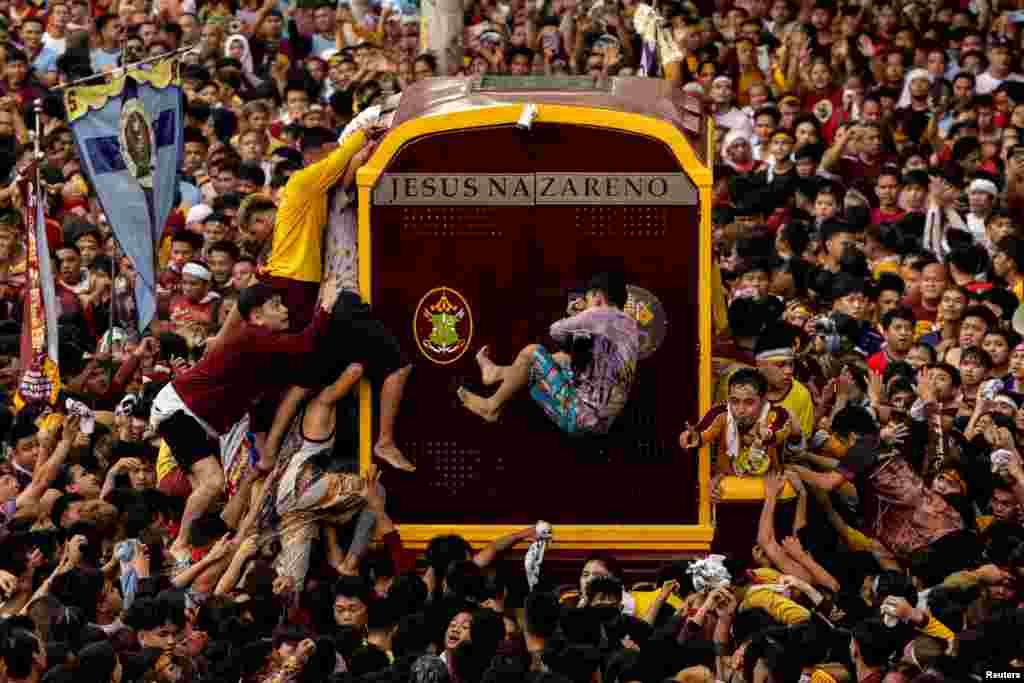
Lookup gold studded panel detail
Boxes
[575,206,670,240]
[398,207,504,239]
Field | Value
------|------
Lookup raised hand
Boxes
[0,570,17,597]
[880,422,909,445]
[881,595,915,622]
[678,422,700,449]
[867,371,883,405]
[135,336,159,358]
[65,535,88,568]
[917,367,934,403]
[60,415,82,446]
[781,535,804,556]
[273,575,296,596]
[712,586,737,618]
[207,534,236,562]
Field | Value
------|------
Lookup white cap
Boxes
[182,262,212,281]
[186,205,213,225]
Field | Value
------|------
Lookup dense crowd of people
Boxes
[0,0,1022,680]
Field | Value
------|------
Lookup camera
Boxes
[813,316,841,354]
[814,313,860,355]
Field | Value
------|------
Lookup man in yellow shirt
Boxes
[262,126,377,330]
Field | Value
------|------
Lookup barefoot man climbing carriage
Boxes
[459,272,641,437]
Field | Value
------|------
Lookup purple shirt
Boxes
[549,306,640,434]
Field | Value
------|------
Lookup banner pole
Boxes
[54,42,199,92]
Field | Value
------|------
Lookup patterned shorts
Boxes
[528,346,579,434]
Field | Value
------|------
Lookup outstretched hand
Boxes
[679,422,699,450]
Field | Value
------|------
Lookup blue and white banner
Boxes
[65,60,183,331]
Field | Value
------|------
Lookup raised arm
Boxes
[173,535,235,589]
[757,475,815,583]
[260,386,312,471]
[18,416,80,506]
[781,535,841,593]
[641,579,680,626]
[245,0,279,37]
[214,536,261,595]
[789,464,846,492]
[473,526,538,569]
[785,470,808,533]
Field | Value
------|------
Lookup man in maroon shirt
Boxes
[150,277,340,553]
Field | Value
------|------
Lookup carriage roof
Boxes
[384,75,709,166]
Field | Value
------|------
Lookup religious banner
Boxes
[16,177,61,412]
[65,59,183,331]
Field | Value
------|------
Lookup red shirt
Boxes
[867,350,890,374]
[173,308,329,433]
[157,268,182,318]
[836,153,895,188]
[903,292,938,324]
[168,294,219,331]
[871,208,905,225]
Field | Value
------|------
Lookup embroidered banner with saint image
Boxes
[65,60,183,331]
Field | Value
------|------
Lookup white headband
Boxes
[994,394,1018,410]
[969,179,998,196]
[182,262,212,281]
[756,348,795,361]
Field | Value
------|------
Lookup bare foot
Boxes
[476,346,503,386]
[374,441,416,472]
[457,387,501,423]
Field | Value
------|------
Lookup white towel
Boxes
[725,402,771,462]
[65,398,95,435]
[525,521,553,591]
[686,554,731,593]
